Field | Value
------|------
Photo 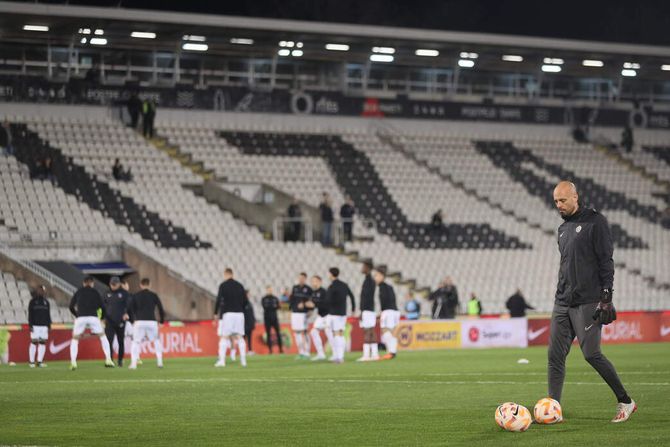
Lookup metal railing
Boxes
[272,217,313,243]
[0,242,77,295]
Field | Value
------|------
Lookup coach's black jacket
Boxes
[555,206,614,307]
[28,292,51,327]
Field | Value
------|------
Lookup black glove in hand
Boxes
[592,289,616,325]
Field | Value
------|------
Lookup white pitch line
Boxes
[0,377,668,386]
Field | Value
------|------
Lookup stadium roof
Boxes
[2,1,670,80]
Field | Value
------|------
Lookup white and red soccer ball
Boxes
[495,402,532,432]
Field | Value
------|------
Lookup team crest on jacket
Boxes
[576,225,582,233]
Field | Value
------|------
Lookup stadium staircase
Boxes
[594,144,670,192]
[9,124,210,249]
[376,129,555,236]
[150,136,215,181]
[219,131,529,250]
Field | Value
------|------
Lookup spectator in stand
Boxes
[506,289,535,317]
[660,207,670,230]
[0,119,13,156]
[404,292,421,320]
[467,292,483,318]
[340,196,355,242]
[112,158,133,182]
[41,157,55,183]
[286,199,302,242]
[319,193,334,246]
[127,93,142,130]
[428,277,459,319]
[621,126,634,153]
[431,209,448,238]
[243,290,256,356]
[142,99,156,139]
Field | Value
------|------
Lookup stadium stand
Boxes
[1,104,668,316]
[0,271,72,324]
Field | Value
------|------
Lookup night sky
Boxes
[16,0,670,46]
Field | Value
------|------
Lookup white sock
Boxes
[29,343,36,363]
[371,343,379,358]
[218,338,228,363]
[237,338,247,366]
[70,339,79,365]
[387,332,398,354]
[304,333,311,355]
[325,328,334,355]
[131,341,140,367]
[155,339,163,367]
[362,343,370,359]
[37,344,46,363]
[381,331,389,348]
[99,335,112,362]
[336,335,345,360]
[294,332,304,355]
[310,329,324,357]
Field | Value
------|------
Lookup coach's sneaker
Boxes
[104,360,115,368]
[611,400,637,423]
[29,363,35,368]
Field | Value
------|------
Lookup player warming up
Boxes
[214,268,248,367]
[549,181,635,423]
[376,268,400,360]
[358,261,379,362]
[290,272,313,359]
[128,278,165,369]
[309,275,330,361]
[27,285,51,368]
[325,268,355,363]
[68,276,114,370]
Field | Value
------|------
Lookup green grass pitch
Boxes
[1,343,668,446]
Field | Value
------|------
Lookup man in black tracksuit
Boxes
[429,277,459,319]
[213,269,248,367]
[104,276,131,366]
[28,285,51,367]
[506,289,534,318]
[261,287,283,354]
[128,278,165,369]
[549,181,635,423]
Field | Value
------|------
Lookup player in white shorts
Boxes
[357,261,379,362]
[214,268,248,367]
[68,277,114,370]
[27,285,51,368]
[128,278,165,369]
[375,268,400,360]
[308,275,331,361]
[325,268,355,363]
[289,273,312,359]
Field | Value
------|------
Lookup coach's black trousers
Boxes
[548,303,628,403]
[264,317,283,353]
[105,320,126,365]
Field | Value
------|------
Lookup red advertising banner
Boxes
[5,318,366,363]
[528,311,669,346]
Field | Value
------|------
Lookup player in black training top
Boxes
[308,275,330,361]
[28,285,51,367]
[289,272,313,359]
[104,276,131,366]
[325,268,355,363]
[358,261,378,362]
[128,278,165,369]
[213,268,248,367]
[68,276,114,370]
[261,286,283,354]
[375,268,400,360]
